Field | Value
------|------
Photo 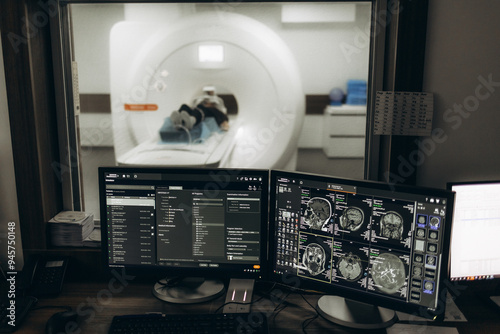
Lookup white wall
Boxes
[0,31,23,270]
[418,1,500,188]
[71,4,125,94]
[219,2,372,95]
[72,2,371,96]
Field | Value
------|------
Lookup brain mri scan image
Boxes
[429,216,440,229]
[340,207,365,231]
[414,254,424,264]
[380,211,404,240]
[427,243,437,253]
[337,252,364,281]
[413,266,422,277]
[417,214,427,226]
[304,197,332,230]
[302,243,326,276]
[371,253,406,294]
[426,255,436,266]
[416,228,426,238]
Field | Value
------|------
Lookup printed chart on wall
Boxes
[374,91,434,136]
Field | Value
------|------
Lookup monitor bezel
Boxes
[447,180,500,284]
[268,170,455,319]
[99,166,269,281]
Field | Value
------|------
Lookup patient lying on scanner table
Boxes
[170,86,230,131]
[159,86,230,144]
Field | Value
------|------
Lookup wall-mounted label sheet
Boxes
[374,91,433,136]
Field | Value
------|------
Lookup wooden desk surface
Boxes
[15,280,500,334]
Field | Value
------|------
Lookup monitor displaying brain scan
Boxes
[270,170,454,318]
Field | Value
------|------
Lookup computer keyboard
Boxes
[108,312,269,334]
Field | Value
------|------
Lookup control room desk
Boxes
[18,280,500,334]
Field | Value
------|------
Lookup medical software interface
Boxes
[450,182,500,281]
[103,171,265,273]
[272,175,449,310]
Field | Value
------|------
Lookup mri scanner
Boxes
[110,11,305,169]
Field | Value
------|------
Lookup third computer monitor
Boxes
[448,181,500,282]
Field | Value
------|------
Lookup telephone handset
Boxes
[20,255,69,298]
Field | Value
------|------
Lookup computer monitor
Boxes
[447,181,500,282]
[269,170,455,329]
[99,167,268,304]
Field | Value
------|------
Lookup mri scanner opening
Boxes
[72,2,372,216]
[109,11,305,169]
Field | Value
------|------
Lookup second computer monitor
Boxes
[269,170,454,328]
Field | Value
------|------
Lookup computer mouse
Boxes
[45,310,79,334]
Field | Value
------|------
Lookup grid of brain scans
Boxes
[273,174,449,308]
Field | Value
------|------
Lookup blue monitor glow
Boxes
[447,181,500,282]
[269,170,455,329]
[99,167,268,304]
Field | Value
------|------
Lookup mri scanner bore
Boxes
[110,11,304,168]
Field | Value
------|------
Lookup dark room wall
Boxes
[418,0,500,188]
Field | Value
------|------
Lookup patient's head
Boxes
[203,85,216,96]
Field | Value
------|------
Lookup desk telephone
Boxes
[20,255,69,298]
[1,256,69,333]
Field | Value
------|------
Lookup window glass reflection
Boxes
[72,2,371,217]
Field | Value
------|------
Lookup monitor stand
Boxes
[152,277,225,304]
[317,295,397,330]
[223,278,255,313]
[490,282,500,308]
[490,296,500,308]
